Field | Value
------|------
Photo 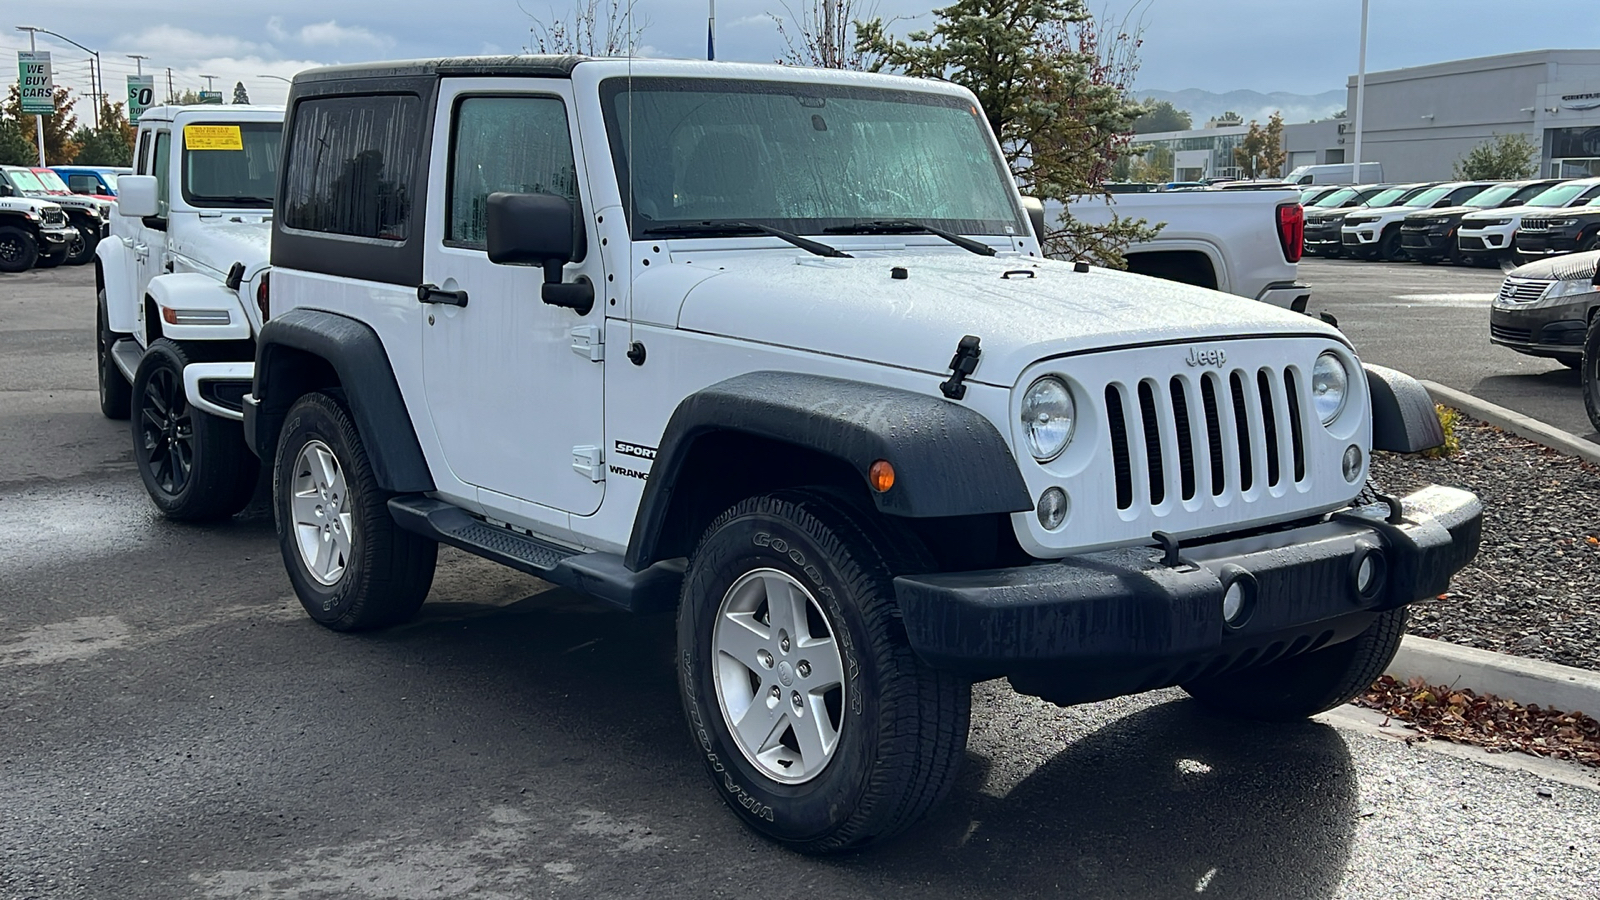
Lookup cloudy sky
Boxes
[4,0,1596,115]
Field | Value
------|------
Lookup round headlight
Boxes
[1021,376,1075,461]
[1311,352,1349,425]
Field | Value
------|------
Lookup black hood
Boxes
[1509,249,1600,282]
[1405,205,1479,223]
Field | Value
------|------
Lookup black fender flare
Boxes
[625,371,1032,570]
[248,308,434,493]
[1364,364,1444,453]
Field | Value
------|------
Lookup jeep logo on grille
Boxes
[1184,346,1227,368]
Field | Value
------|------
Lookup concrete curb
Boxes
[1420,379,1600,467]
[1387,635,1600,717]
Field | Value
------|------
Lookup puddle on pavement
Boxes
[0,484,159,572]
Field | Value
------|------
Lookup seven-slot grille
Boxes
[41,208,68,227]
[1496,277,1552,305]
[1520,217,1555,232]
[1103,368,1307,512]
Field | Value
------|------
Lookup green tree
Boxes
[1132,100,1190,134]
[1454,132,1538,180]
[1232,120,1267,178]
[173,89,203,105]
[1260,111,1286,177]
[3,84,81,164]
[857,0,1160,266]
[72,127,133,166]
[0,117,36,165]
[233,81,251,104]
[1126,145,1174,182]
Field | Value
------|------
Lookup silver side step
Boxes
[108,339,142,383]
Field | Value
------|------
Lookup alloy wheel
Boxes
[290,439,354,586]
[712,568,847,784]
[137,367,193,494]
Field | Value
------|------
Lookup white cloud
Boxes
[295,20,393,49]
[115,25,272,61]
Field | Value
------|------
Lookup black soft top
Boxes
[293,55,584,85]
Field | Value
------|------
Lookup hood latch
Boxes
[939,335,982,400]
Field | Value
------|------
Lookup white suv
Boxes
[1341,181,1492,261]
[1459,178,1600,265]
[95,104,284,520]
[246,57,1482,853]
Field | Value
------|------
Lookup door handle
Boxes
[417,283,469,307]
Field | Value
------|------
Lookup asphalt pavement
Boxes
[1300,257,1597,442]
[3,264,1598,899]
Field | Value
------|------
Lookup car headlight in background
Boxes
[1311,352,1349,425]
[1021,376,1075,462]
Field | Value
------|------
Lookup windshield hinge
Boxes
[939,335,982,400]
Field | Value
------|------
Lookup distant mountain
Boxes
[1135,88,1347,127]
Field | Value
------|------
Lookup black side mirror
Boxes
[1019,195,1046,243]
[0,183,12,197]
[486,191,593,315]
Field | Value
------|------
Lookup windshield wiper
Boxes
[823,220,997,256]
[638,221,851,258]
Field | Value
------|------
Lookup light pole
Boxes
[1351,0,1369,184]
[15,26,102,130]
[127,54,146,75]
[15,27,46,164]
[256,74,292,82]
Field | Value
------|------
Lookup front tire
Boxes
[1182,607,1408,721]
[0,226,39,272]
[131,338,258,520]
[1379,228,1407,262]
[273,391,437,631]
[1584,317,1600,433]
[677,491,970,853]
[65,226,97,266]
[96,291,131,419]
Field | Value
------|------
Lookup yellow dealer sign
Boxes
[183,124,243,151]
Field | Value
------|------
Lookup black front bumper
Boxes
[1400,230,1452,256]
[1489,304,1590,360]
[1515,232,1578,255]
[894,485,1481,705]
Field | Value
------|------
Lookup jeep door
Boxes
[127,127,173,341]
[420,79,606,518]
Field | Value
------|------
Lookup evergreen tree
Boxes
[1132,100,1190,134]
[233,81,251,104]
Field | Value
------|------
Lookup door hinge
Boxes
[572,445,605,482]
[570,325,604,362]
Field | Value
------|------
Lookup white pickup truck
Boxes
[1051,189,1310,311]
[94,103,284,520]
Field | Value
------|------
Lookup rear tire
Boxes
[0,226,39,272]
[96,291,131,419]
[1182,608,1408,722]
[131,338,258,520]
[676,490,970,853]
[65,226,97,266]
[273,391,437,631]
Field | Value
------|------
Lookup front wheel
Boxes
[273,391,437,631]
[1584,317,1600,433]
[677,491,970,854]
[65,226,97,266]
[131,339,259,520]
[0,226,39,272]
[1379,229,1407,262]
[1182,607,1408,721]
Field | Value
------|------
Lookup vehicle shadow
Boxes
[849,700,1359,899]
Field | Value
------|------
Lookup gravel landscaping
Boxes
[1371,414,1600,673]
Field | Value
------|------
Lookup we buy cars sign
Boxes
[17,51,53,115]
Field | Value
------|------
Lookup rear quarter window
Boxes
[281,94,424,241]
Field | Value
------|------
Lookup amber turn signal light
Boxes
[869,460,895,493]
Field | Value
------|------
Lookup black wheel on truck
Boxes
[273,390,437,631]
[1181,607,1408,722]
[0,225,39,272]
[65,226,98,266]
[676,490,970,854]
[130,338,258,520]
[96,290,131,419]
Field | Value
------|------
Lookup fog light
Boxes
[1222,582,1246,623]
[1356,556,1376,593]
[1036,487,1069,530]
[1342,445,1363,483]
[1351,547,1386,603]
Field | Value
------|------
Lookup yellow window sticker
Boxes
[184,125,243,151]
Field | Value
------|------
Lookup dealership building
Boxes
[1134,49,1600,182]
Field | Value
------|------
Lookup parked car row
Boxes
[1300,177,1600,268]
[0,164,123,271]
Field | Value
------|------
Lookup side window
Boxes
[136,132,152,174]
[152,131,172,217]
[281,94,424,241]
[67,174,97,193]
[447,95,578,249]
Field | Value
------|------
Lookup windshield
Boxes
[181,121,282,208]
[33,170,69,192]
[1399,186,1452,208]
[1463,183,1520,208]
[601,78,1025,238]
[1365,187,1412,207]
[1527,182,1598,207]
[6,168,47,192]
[100,171,118,190]
[1311,187,1358,207]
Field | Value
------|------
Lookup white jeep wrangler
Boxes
[0,193,77,272]
[95,104,284,519]
[246,58,1482,853]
